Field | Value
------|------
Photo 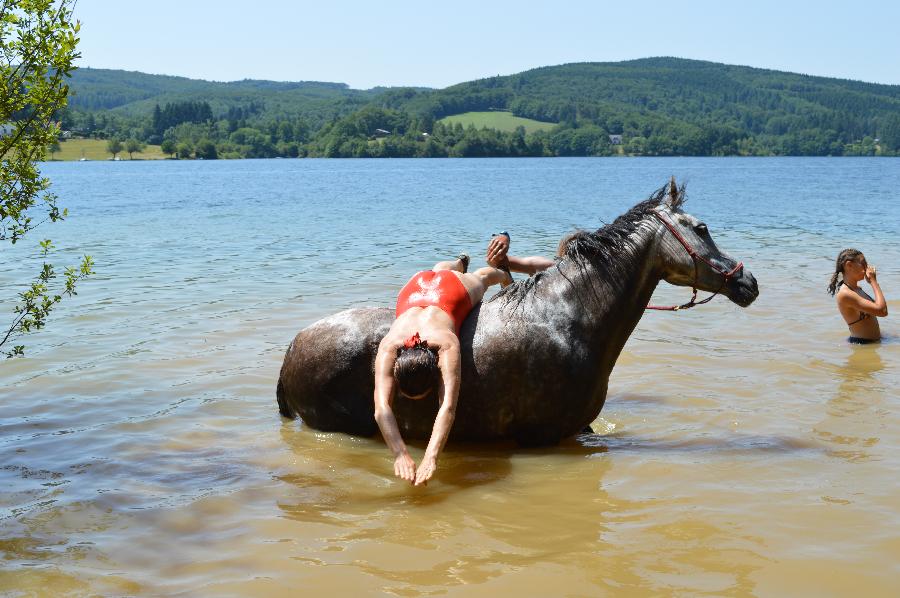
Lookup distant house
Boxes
[0,123,14,138]
[608,134,623,145]
[373,128,391,138]
[60,130,73,139]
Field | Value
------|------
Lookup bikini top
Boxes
[845,285,874,327]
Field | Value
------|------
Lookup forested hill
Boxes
[68,68,381,127]
[62,58,900,158]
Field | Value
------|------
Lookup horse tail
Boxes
[277,340,298,418]
[276,377,295,418]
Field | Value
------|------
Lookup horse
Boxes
[276,180,759,446]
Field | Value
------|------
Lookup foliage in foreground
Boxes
[1,0,93,357]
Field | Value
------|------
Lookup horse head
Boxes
[652,179,759,308]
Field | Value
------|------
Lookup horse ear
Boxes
[666,176,685,210]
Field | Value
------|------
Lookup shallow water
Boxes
[1,158,898,596]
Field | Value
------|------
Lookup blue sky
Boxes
[75,0,900,89]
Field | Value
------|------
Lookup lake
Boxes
[1,157,898,596]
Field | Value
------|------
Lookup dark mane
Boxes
[492,179,687,305]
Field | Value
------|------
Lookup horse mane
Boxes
[492,179,687,306]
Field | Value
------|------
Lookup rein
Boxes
[645,210,743,311]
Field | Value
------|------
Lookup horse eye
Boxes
[694,223,708,233]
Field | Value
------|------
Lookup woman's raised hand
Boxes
[866,265,877,283]
[487,234,510,267]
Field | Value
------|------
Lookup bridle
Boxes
[646,210,744,311]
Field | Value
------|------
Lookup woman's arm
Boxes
[373,343,417,483]
[414,337,460,486]
[866,266,888,316]
[841,267,888,317]
[486,233,554,275]
[507,255,555,275]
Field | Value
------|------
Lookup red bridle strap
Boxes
[646,210,743,311]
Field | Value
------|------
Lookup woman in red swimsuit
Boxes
[374,235,553,486]
[828,248,888,343]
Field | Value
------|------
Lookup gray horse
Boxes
[277,181,759,446]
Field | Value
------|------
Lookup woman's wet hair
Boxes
[394,346,439,398]
[828,248,864,295]
[556,230,592,257]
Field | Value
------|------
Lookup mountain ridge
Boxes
[63,57,900,157]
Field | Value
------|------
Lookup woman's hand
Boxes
[487,234,510,268]
[866,265,877,283]
[394,453,417,483]
[414,457,436,486]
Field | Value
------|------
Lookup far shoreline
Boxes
[44,137,895,162]
[42,154,899,162]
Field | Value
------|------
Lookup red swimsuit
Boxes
[396,270,473,331]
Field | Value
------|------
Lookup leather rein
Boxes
[646,210,744,311]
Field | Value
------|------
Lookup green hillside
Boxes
[438,111,556,134]
[59,58,900,158]
[67,68,385,129]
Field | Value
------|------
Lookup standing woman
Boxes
[828,249,889,343]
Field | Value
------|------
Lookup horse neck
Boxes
[560,219,661,365]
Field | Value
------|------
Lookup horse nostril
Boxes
[746,273,759,296]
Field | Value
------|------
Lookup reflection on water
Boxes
[1,158,899,595]
[814,347,888,463]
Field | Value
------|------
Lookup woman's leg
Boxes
[432,253,469,273]
[472,266,513,289]
[456,266,512,305]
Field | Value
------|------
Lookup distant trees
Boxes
[59,58,900,159]
[194,139,217,160]
[125,138,145,159]
[161,139,176,157]
[106,138,123,159]
[176,142,193,159]
[151,101,214,135]
[880,115,900,152]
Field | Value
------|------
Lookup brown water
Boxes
[2,159,898,596]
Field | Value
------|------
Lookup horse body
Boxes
[277,183,759,445]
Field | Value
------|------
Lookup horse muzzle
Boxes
[726,269,759,307]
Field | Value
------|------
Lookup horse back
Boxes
[277,307,392,435]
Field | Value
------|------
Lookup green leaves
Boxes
[2,1,91,357]
[1,252,94,358]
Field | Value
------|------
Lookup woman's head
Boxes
[828,248,866,295]
[394,337,439,399]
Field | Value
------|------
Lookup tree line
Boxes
[57,58,900,158]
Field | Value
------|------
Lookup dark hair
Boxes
[394,346,439,398]
[827,248,864,295]
[556,230,591,257]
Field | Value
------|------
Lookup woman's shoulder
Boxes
[835,284,856,305]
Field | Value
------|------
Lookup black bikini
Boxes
[845,286,874,327]
[844,285,879,344]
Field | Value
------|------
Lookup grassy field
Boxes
[438,111,557,134]
[47,138,168,161]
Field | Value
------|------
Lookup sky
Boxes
[73,0,900,89]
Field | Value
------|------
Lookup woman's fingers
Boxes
[394,455,417,483]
